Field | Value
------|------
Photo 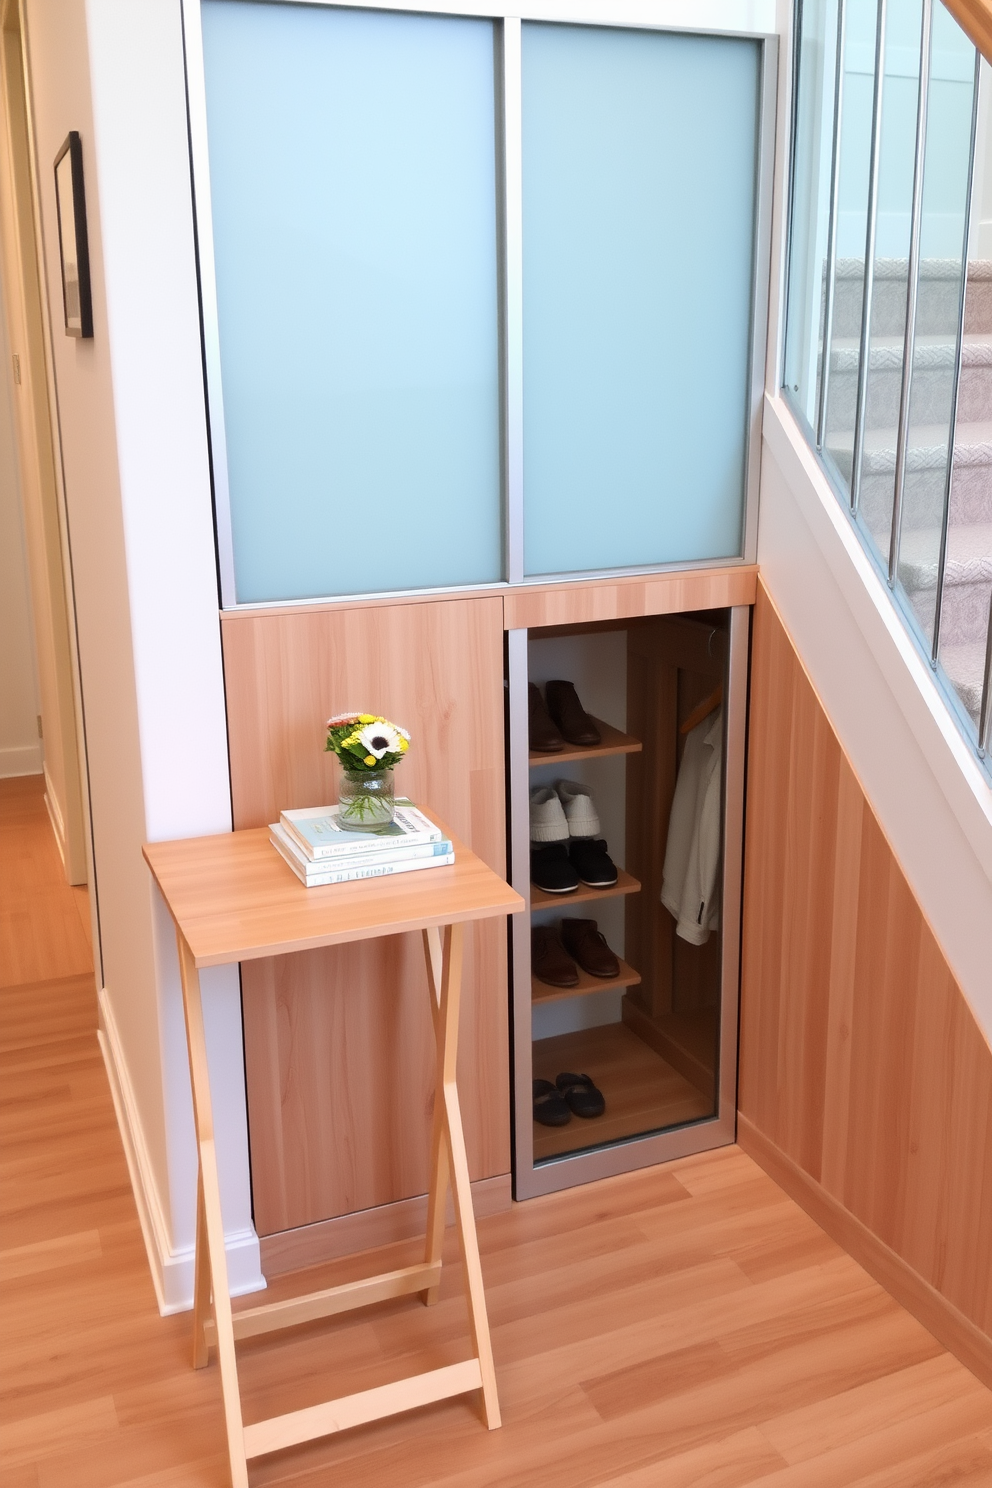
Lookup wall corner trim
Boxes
[738,1116,992,1392]
[97,984,265,1315]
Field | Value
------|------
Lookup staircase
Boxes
[824,258,992,725]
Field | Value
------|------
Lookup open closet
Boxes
[507,606,748,1198]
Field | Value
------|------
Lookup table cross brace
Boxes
[176,919,500,1488]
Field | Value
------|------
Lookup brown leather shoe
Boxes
[560,918,620,979]
[545,680,601,746]
[529,684,564,753]
[531,926,579,987]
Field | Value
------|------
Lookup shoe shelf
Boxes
[532,956,641,1005]
[528,717,642,767]
[531,1023,713,1162]
[529,867,641,912]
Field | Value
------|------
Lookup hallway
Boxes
[2,773,991,1487]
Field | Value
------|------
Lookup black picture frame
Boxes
[53,132,93,338]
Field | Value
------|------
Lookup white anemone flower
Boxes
[357,722,403,760]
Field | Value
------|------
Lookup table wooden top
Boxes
[142,821,523,968]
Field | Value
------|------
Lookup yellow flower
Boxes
[399,738,409,752]
[359,714,377,724]
[364,755,377,766]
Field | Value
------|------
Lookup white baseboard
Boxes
[43,763,66,867]
[0,746,42,778]
[97,984,265,1315]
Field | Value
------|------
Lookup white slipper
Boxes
[530,786,569,843]
[556,780,600,839]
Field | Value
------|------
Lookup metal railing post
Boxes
[850,0,887,517]
[931,50,982,668]
[815,0,847,452]
[980,599,992,757]
[887,0,931,587]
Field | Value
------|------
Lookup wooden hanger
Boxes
[680,683,723,736]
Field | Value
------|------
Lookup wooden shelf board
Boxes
[531,1022,713,1161]
[528,717,642,767]
[532,956,641,1005]
[530,869,641,912]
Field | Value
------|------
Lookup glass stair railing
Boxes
[784,0,992,765]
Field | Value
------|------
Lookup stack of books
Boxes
[270,799,454,887]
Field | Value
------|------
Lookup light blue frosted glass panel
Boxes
[521,25,760,577]
[201,2,501,602]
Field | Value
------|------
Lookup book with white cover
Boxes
[270,822,455,887]
[271,820,453,876]
[280,799,443,861]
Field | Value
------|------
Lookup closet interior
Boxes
[510,607,746,1196]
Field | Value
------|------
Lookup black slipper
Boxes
[533,1078,571,1127]
[555,1072,605,1119]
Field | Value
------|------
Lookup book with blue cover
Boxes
[280,799,443,861]
[270,820,454,887]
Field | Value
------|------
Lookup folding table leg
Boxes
[192,1169,211,1369]
[176,933,250,1488]
[421,926,450,1307]
[431,923,501,1430]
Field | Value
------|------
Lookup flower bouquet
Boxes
[325,713,410,830]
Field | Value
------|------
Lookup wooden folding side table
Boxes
[143,822,522,1488]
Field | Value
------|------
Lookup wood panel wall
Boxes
[221,596,509,1236]
[739,581,992,1381]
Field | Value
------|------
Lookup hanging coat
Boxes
[660,706,723,945]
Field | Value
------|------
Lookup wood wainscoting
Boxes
[739,580,992,1386]
[221,595,510,1238]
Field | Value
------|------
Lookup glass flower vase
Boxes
[337,766,396,831]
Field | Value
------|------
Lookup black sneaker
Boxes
[530,843,580,894]
[568,838,618,888]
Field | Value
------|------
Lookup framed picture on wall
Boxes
[53,132,93,338]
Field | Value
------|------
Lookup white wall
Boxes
[21,0,261,1310]
[0,280,42,779]
[760,1,992,1045]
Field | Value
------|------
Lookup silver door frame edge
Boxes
[509,604,749,1201]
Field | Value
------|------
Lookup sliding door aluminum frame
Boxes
[182,0,777,610]
[850,0,887,517]
[508,608,748,1200]
[887,0,932,587]
[814,0,847,451]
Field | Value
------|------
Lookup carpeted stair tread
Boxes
[829,331,992,372]
[938,640,989,723]
[827,420,992,474]
[900,522,992,590]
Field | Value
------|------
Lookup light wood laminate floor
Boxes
[2,773,991,1486]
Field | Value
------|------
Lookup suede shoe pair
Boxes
[530,838,619,895]
[529,681,601,752]
[531,920,620,986]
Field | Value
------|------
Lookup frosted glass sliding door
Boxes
[200,2,501,603]
[521,25,761,577]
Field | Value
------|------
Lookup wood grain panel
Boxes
[259,1174,511,1277]
[740,580,992,1366]
[221,597,510,1236]
[502,565,757,630]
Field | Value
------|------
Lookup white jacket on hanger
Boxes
[660,705,723,946]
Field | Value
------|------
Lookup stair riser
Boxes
[828,269,991,340]
[826,360,990,431]
[827,457,992,531]
[906,579,991,646]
